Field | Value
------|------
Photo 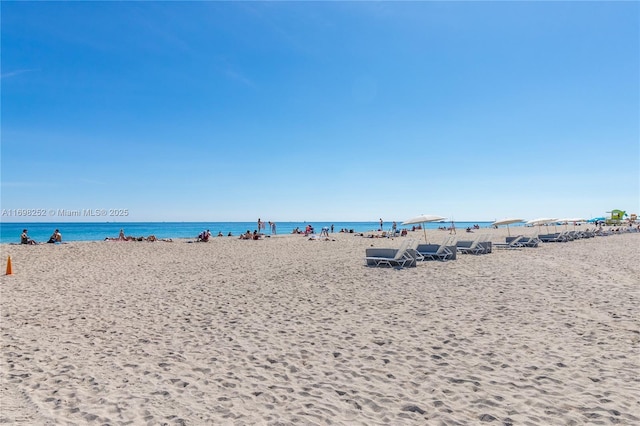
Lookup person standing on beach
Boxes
[379,218,383,231]
[258,218,262,233]
[271,222,276,235]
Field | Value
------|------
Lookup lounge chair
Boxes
[581,228,595,238]
[539,233,567,242]
[478,234,492,254]
[365,240,413,268]
[594,228,612,236]
[457,234,489,255]
[494,235,525,249]
[405,239,425,262]
[520,233,541,247]
[561,231,575,241]
[416,236,455,261]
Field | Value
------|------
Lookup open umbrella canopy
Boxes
[526,217,557,234]
[402,214,446,242]
[526,217,558,226]
[493,218,524,226]
[587,217,606,223]
[492,218,524,236]
[402,214,447,225]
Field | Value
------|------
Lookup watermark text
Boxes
[1,208,130,217]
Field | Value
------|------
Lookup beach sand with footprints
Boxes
[1,228,639,424]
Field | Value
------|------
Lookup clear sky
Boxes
[2,1,638,223]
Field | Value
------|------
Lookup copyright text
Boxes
[2,208,130,217]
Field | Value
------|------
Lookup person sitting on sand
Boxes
[47,229,62,243]
[197,230,211,242]
[240,230,252,240]
[118,229,126,240]
[252,230,261,240]
[21,229,37,245]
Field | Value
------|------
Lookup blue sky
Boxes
[2,1,638,222]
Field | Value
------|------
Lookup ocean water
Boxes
[0,221,499,244]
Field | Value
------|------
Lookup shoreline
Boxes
[0,223,634,246]
[1,221,626,245]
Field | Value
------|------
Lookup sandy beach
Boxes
[1,228,639,425]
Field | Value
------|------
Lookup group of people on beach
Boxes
[239,230,261,240]
[193,220,342,240]
[257,218,277,235]
[20,229,62,245]
[20,228,168,244]
[196,230,212,242]
[193,219,277,242]
[104,229,171,242]
[194,229,262,241]
[465,224,481,233]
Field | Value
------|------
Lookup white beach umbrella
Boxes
[492,218,524,236]
[402,214,446,242]
[526,217,557,235]
[526,217,558,226]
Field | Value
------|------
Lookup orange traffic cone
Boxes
[5,256,12,275]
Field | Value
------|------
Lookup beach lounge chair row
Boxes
[539,233,569,242]
[365,226,637,268]
[521,227,627,243]
[539,231,580,242]
[538,228,602,242]
[518,235,542,247]
[491,233,543,248]
[364,237,459,268]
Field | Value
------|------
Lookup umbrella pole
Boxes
[423,227,427,243]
